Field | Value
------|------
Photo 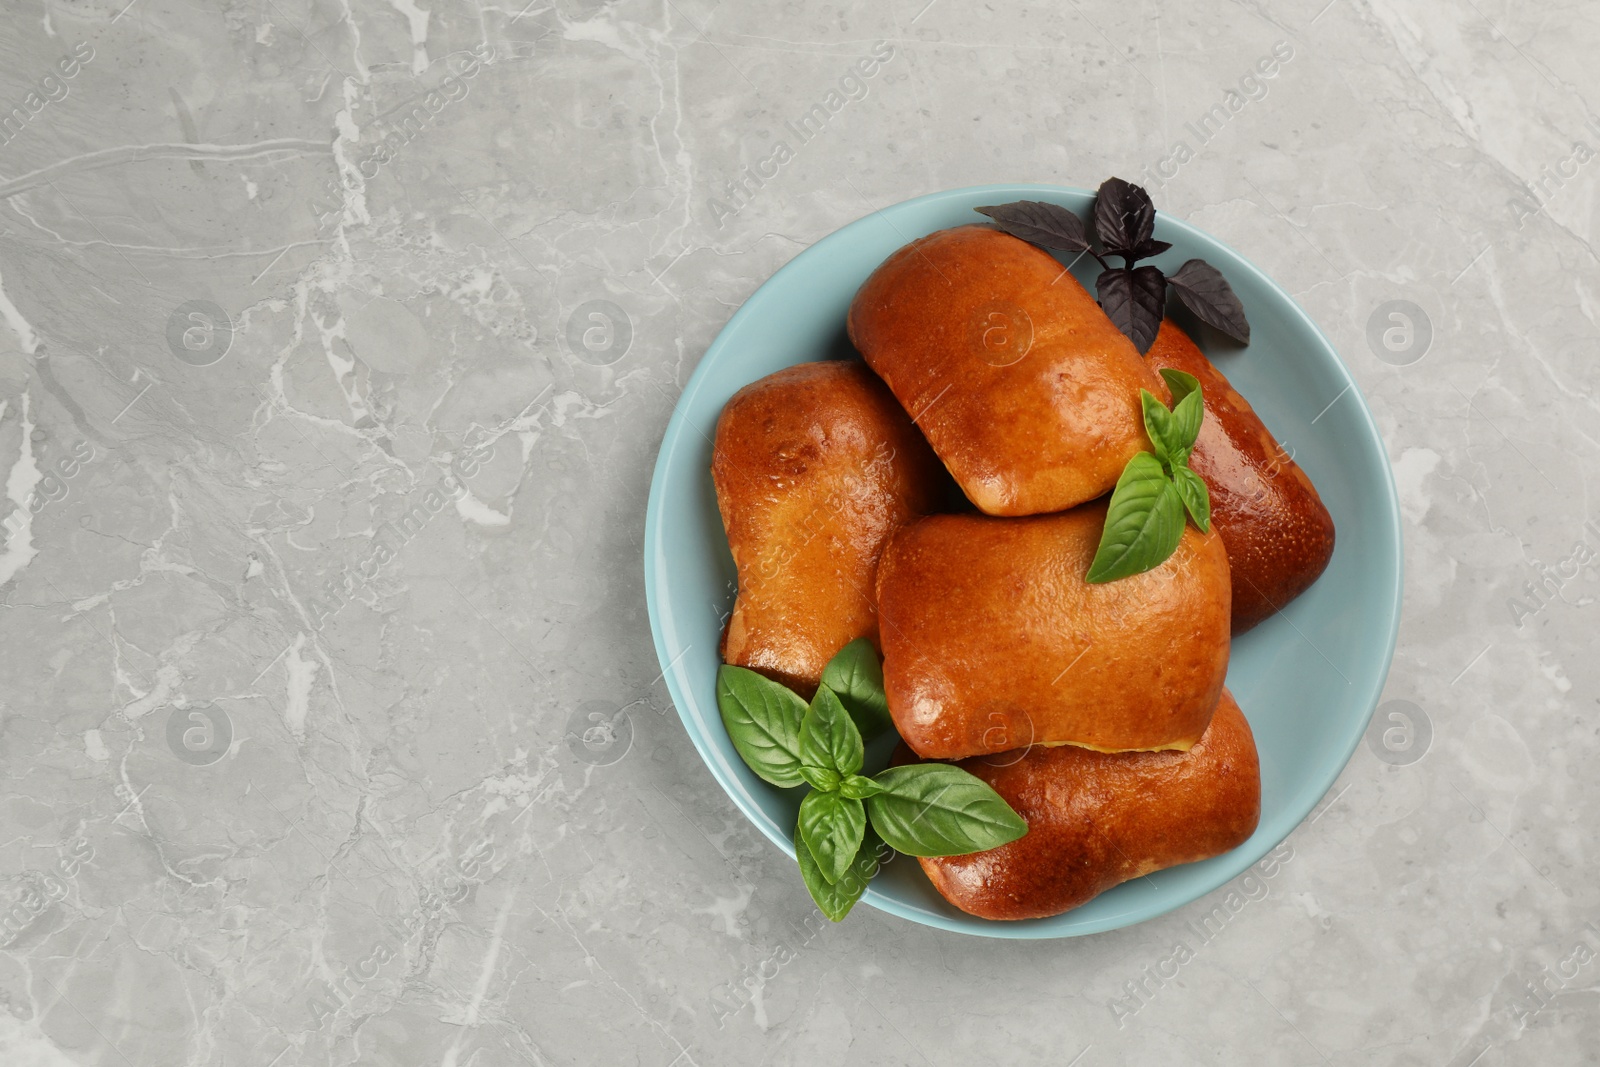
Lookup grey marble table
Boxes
[0,1,1594,1064]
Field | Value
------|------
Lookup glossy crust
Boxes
[1146,320,1336,632]
[847,225,1165,516]
[907,691,1261,921]
[875,505,1231,758]
[713,360,945,695]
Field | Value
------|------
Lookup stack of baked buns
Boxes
[712,224,1335,920]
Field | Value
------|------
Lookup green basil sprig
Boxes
[799,686,863,779]
[797,826,887,922]
[715,667,809,787]
[716,643,1028,921]
[798,788,866,885]
[1085,368,1212,583]
[817,638,893,739]
[864,764,1032,857]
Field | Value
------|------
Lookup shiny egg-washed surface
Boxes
[875,504,1232,758]
[848,225,1163,516]
[906,691,1261,921]
[713,361,946,695]
[1146,320,1336,632]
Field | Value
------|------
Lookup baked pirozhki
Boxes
[874,504,1231,759]
[848,224,1163,517]
[903,690,1261,921]
[712,360,945,696]
[1145,320,1335,632]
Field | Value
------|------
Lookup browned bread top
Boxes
[1145,320,1335,633]
[712,360,946,694]
[847,225,1164,516]
[910,690,1261,921]
[875,504,1231,758]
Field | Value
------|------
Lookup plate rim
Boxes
[643,182,1403,938]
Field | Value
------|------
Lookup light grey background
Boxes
[0,1,1593,1064]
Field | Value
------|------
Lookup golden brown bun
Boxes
[875,505,1231,758]
[906,691,1261,921]
[1146,320,1336,633]
[712,360,946,695]
[847,225,1165,516]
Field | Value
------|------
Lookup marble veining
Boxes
[0,0,1595,1064]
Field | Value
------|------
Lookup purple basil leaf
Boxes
[1097,265,1166,354]
[975,200,1091,253]
[1126,238,1172,261]
[1167,258,1251,344]
[1093,177,1156,256]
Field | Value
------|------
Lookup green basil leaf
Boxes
[798,789,866,884]
[1168,385,1205,461]
[1140,388,1179,465]
[864,764,1028,857]
[800,686,864,777]
[1172,464,1212,533]
[818,639,893,740]
[838,774,883,800]
[716,665,808,788]
[799,765,842,792]
[1159,367,1201,408]
[796,825,885,922]
[1084,452,1186,583]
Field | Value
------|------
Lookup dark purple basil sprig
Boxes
[975,178,1250,353]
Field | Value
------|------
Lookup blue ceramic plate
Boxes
[643,184,1402,938]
